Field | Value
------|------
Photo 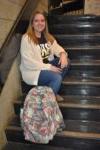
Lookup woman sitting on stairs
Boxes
[20,11,69,101]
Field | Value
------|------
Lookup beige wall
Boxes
[84,0,100,15]
[0,0,27,49]
[35,0,48,12]
[22,0,48,20]
[0,58,22,149]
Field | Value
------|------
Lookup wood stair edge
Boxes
[59,103,100,109]
[62,80,100,85]
[58,130,100,139]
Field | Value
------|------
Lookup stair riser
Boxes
[56,36,100,47]
[50,136,100,150]
[68,66,100,77]
[60,85,100,96]
[48,16,100,24]
[49,26,100,34]
[68,50,100,60]
[6,130,100,150]
[61,108,100,121]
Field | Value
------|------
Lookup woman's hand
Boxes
[50,65,62,73]
[59,52,69,69]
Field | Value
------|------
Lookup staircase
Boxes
[49,0,84,15]
[3,15,100,150]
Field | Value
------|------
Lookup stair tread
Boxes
[55,34,100,37]
[64,45,100,49]
[72,59,100,62]
[63,76,100,85]
[51,23,100,27]
[6,116,100,139]
[65,47,100,50]
[15,95,100,109]
[71,59,100,65]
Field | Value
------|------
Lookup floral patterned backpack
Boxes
[20,86,65,144]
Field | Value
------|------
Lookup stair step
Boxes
[69,60,100,77]
[4,138,100,150]
[66,46,100,49]
[66,48,100,60]
[14,95,100,111]
[56,33,100,37]
[6,117,100,145]
[14,100,100,121]
[60,84,100,96]
[5,128,100,150]
[3,142,67,150]
[60,95,100,109]
[68,65,100,77]
[55,34,100,47]
[14,95,100,117]
[63,76,100,85]
[49,23,100,34]
[48,15,100,24]
[64,45,100,49]
[10,115,100,134]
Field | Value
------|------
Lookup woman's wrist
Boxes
[60,51,68,58]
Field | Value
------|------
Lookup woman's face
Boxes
[32,13,46,33]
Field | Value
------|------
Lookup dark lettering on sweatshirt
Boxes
[38,34,50,63]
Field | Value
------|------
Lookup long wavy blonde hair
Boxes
[26,11,55,44]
